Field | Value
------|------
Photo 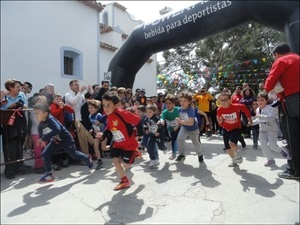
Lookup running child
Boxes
[98,92,142,190]
[87,99,107,170]
[253,92,288,166]
[217,92,252,167]
[159,94,180,160]
[34,103,93,182]
[175,91,204,164]
[144,104,166,168]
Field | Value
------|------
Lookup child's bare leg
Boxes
[113,157,126,178]
[93,139,101,159]
[100,138,108,151]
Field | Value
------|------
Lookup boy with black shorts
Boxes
[97,92,141,190]
[217,93,252,167]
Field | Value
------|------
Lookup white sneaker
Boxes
[234,151,243,164]
[149,159,159,168]
[169,154,176,160]
[148,160,156,167]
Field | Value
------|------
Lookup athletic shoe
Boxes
[264,159,276,167]
[278,171,300,180]
[114,180,131,191]
[38,171,55,182]
[175,155,185,162]
[86,154,93,169]
[279,147,288,158]
[198,155,204,163]
[169,154,176,160]
[149,159,159,168]
[241,142,246,148]
[95,160,103,170]
[234,151,243,164]
[228,159,238,167]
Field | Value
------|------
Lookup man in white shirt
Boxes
[64,80,87,122]
[64,80,94,155]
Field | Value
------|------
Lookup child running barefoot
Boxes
[99,92,141,191]
[87,99,107,170]
[175,91,204,164]
[253,92,289,166]
[33,103,93,182]
[217,92,252,167]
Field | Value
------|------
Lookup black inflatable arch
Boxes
[108,1,299,88]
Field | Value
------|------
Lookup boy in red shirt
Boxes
[97,92,141,190]
[217,93,252,167]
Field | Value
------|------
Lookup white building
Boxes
[99,2,157,96]
[1,1,157,97]
[1,1,102,96]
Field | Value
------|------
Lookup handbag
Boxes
[284,93,300,118]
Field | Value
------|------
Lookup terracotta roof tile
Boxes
[78,0,104,12]
[100,23,113,33]
[100,42,118,52]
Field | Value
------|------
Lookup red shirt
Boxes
[217,103,251,131]
[106,108,140,151]
[231,93,243,104]
[49,103,74,125]
[265,53,300,98]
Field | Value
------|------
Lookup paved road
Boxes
[1,135,299,224]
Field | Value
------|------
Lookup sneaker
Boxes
[86,154,93,169]
[198,155,204,163]
[278,171,300,180]
[206,131,212,137]
[234,151,243,164]
[95,160,103,170]
[228,159,238,167]
[169,154,176,160]
[114,180,131,191]
[264,159,276,167]
[279,147,288,158]
[52,164,61,171]
[38,171,55,182]
[241,142,246,148]
[149,160,159,168]
[175,155,185,162]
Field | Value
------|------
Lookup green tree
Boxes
[158,22,285,92]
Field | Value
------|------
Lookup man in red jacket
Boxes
[264,43,300,180]
[217,92,252,167]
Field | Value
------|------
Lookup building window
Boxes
[103,12,108,25]
[64,56,73,75]
[61,47,83,79]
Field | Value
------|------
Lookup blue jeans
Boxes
[42,141,88,172]
[141,133,149,147]
[146,136,158,160]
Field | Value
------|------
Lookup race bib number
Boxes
[92,124,100,132]
[222,113,238,124]
[179,112,189,121]
[167,120,177,127]
[111,130,125,142]
[149,124,158,133]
